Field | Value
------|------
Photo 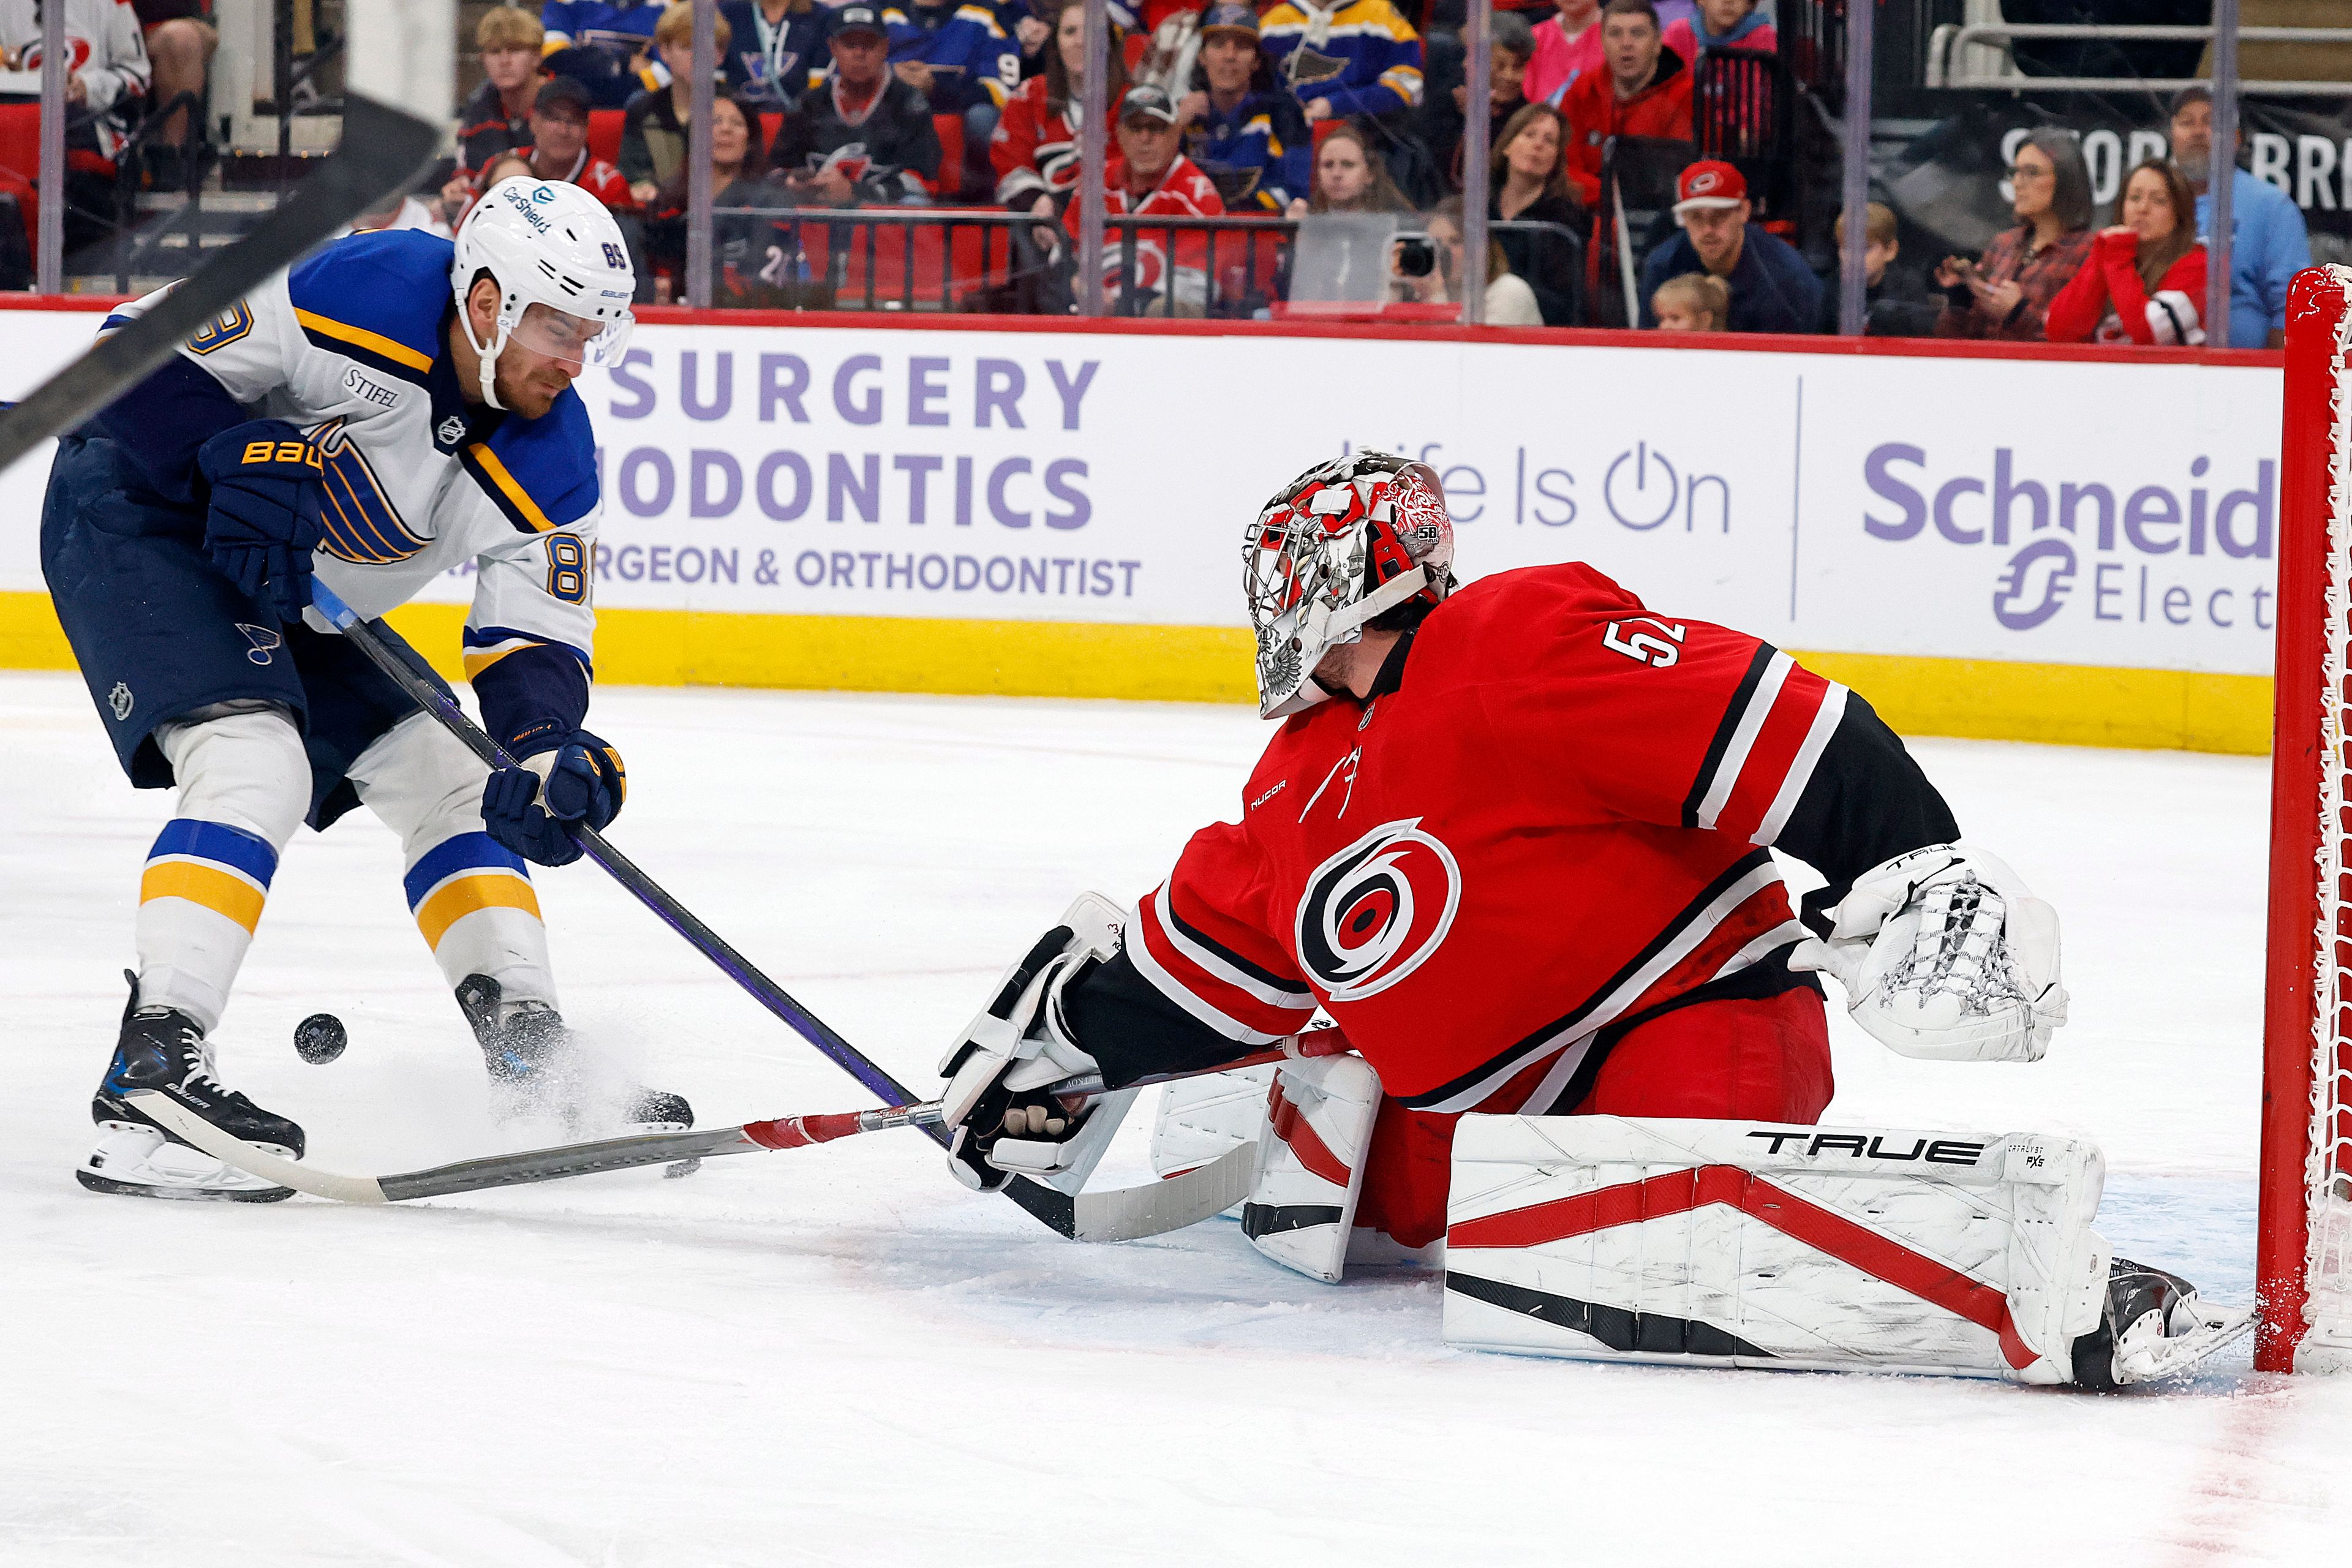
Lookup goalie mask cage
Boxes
[2263,264,2352,1372]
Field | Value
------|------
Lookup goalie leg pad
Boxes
[1243,1054,1383,1283]
[1150,1064,1278,1186]
[1442,1115,2109,1384]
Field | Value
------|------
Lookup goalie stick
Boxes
[0,94,440,477]
[127,1031,1351,1238]
[306,579,1153,1239]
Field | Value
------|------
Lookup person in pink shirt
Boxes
[1662,0,1776,66]
[1523,0,1601,107]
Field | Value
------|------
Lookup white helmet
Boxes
[450,176,636,409]
[1243,450,1457,720]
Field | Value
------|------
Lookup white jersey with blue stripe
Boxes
[101,229,603,745]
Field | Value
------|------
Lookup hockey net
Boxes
[2263,264,2352,1372]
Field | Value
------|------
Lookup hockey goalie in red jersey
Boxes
[938,450,2244,1389]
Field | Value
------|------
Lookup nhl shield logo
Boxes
[437,415,467,448]
[107,681,133,721]
[1295,818,1461,1003]
[235,622,282,665]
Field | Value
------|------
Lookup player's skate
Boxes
[2071,1257,2254,1389]
[456,974,692,1136]
[79,973,303,1202]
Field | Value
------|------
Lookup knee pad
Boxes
[154,704,308,846]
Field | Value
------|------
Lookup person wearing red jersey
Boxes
[522,76,640,213]
[1061,85,1224,312]
[991,0,1126,213]
[932,450,2247,1388]
[1558,0,1691,208]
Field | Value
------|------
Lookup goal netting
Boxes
[2263,263,2352,1372]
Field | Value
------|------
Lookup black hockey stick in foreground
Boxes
[129,1033,1344,1233]
[307,580,1101,1238]
[0,95,440,478]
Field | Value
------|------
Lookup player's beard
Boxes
[496,356,574,420]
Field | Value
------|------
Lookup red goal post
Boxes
[2263,265,2352,1373]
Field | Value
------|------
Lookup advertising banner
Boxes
[0,309,2285,680]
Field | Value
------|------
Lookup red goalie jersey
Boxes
[1069,561,1961,1226]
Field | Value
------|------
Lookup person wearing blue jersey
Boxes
[887,0,1023,197]
[1175,4,1311,213]
[541,0,668,107]
[41,181,693,1202]
[1256,0,1423,124]
[720,0,829,104]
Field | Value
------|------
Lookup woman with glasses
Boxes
[1932,129,2095,342]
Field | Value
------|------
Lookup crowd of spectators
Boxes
[7,0,2309,341]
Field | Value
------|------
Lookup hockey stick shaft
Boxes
[130,1031,1346,1204]
[0,96,440,477]
[309,581,922,1114]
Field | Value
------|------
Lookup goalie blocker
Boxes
[1442,1115,2249,1388]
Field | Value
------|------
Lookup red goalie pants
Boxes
[1354,987,1836,1248]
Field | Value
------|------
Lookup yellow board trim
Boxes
[415,873,543,949]
[0,591,2276,755]
[466,442,557,533]
[140,861,266,935]
[292,308,435,374]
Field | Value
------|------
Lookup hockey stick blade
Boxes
[127,1086,1260,1239]
[0,94,439,477]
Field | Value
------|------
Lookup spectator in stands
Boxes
[2169,86,2309,350]
[993,0,1125,214]
[519,77,638,211]
[460,151,543,227]
[1932,128,2093,342]
[720,0,826,105]
[542,0,667,109]
[771,4,941,204]
[1398,194,1545,325]
[459,6,549,176]
[2045,158,2209,347]
[1178,4,1312,213]
[1257,0,1423,127]
[1651,270,1727,330]
[1660,0,1773,64]
[888,0,1019,199]
[130,0,211,181]
[0,0,150,257]
[1066,85,1225,314]
[1637,159,1818,332]
[1419,10,1529,196]
[1487,102,1581,325]
[1524,0,1600,108]
[644,91,775,302]
[620,2,731,205]
[1819,200,1936,336]
[1286,120,1417,218]
[1559,0,1692,208]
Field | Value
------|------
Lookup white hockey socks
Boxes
[1443,1116,2111,1384]
[136,709,309,1031]
[347,713,556,1006]
[1242,1054,1382,1283]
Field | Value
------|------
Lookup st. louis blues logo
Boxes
[308,418,429,564]
[233,623,281,665]
[1295,818,1461,1003]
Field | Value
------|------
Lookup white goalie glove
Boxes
[937,894,1135,1193]
[1793,844,2067,1063]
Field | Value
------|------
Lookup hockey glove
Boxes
[1792,843,2067,1063]
[481,731,626,867]
[937,895,1127,1192]
[196,421,326,620]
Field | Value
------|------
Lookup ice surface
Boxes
[2,671,2346,1566]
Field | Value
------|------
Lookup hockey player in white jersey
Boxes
[40,179,691,1200]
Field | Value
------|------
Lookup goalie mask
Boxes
[450,178,636,410]
[1244,450,1457,719]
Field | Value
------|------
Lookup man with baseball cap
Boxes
[1064,84,1228,312]
[768,2,943,204]
[1638,158,1821,334]
[524,77,642,216]
[2169,85,2309,349]
[1177,4,1313,213]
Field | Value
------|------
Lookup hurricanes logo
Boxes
[1295,818,1461,1002]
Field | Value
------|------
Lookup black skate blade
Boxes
[75,1167,296,1203]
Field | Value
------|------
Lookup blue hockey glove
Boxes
[196,420,326,620]
[481,732,627,867]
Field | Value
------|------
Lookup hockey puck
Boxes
[294,1013,347,1065]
